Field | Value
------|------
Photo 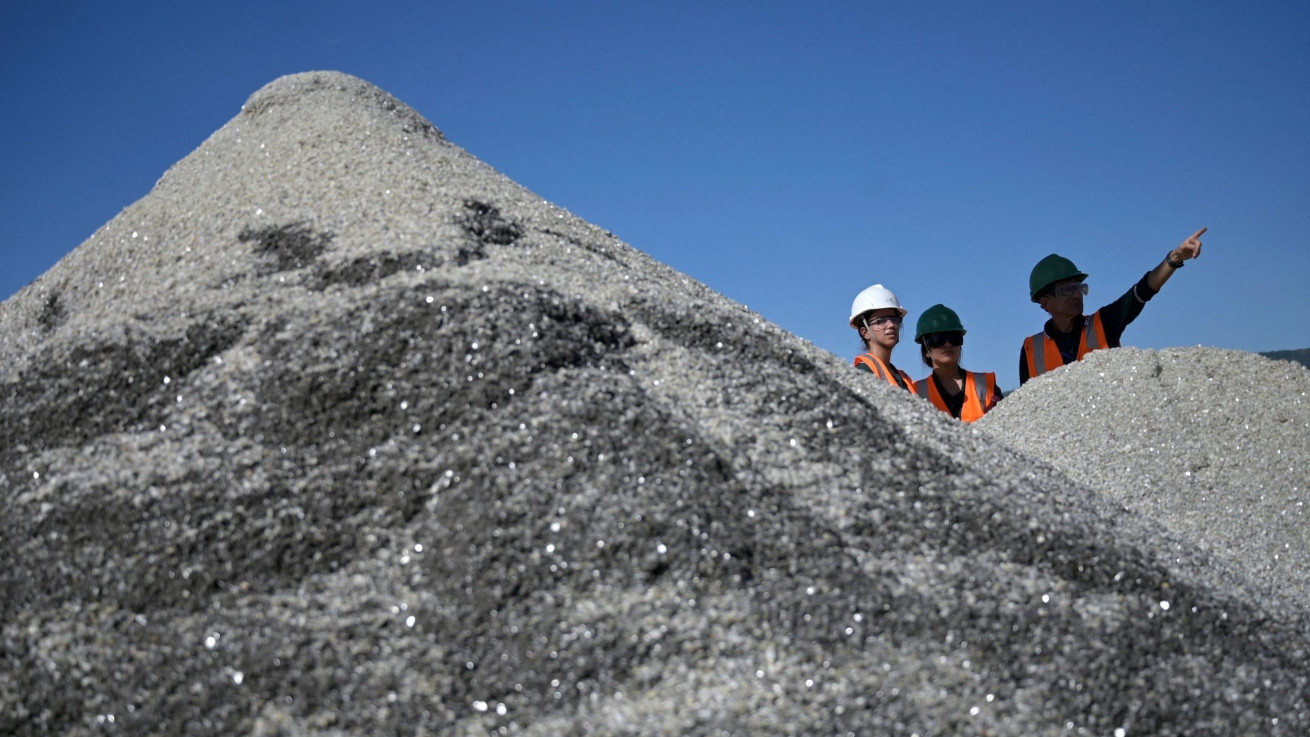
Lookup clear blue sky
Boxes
[4,1,1308,387]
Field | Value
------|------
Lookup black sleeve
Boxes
[1097,273,1158,346]
[1018,346,1030,386]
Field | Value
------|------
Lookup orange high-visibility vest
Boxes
[915,370,997,423]
[854,353,916,392]
[1022,312,1108,380]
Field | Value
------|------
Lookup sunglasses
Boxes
[923,332,964,348]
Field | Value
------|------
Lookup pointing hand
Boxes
[1174,227,1206,261]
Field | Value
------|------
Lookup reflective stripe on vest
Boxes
[1023,312,1109,379]
[914,370,996,422]
[854,353,915,392]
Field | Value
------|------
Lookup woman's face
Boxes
[860,308,902,349]
[923,331,964,369]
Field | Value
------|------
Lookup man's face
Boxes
[1040,279,1087,318]
[860,308,902,348]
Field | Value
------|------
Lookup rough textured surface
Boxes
[978,346,1310,610]
[2,71,1308,736]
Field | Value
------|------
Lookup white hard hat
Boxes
[849,284,907,327]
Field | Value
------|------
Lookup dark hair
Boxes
[853,314,871,353]
[920,342,933,368]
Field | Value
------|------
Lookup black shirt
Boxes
[1017,272,1159,386]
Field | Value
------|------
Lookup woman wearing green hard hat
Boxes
[913,305,1001,422]
[1020,227,1206,385]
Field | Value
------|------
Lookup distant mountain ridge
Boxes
[1261,347,1310,369]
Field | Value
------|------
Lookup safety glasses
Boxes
[1050,282,1089,299]
[865,315,903,328]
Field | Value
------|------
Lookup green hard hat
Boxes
[1029,254,1087,302]
[914,304,966,343]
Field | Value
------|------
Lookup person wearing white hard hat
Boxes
[849,284,915,391]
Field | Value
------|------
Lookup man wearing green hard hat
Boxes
[1019,227,1207,385]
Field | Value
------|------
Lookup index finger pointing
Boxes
[1189,227,1208,240]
